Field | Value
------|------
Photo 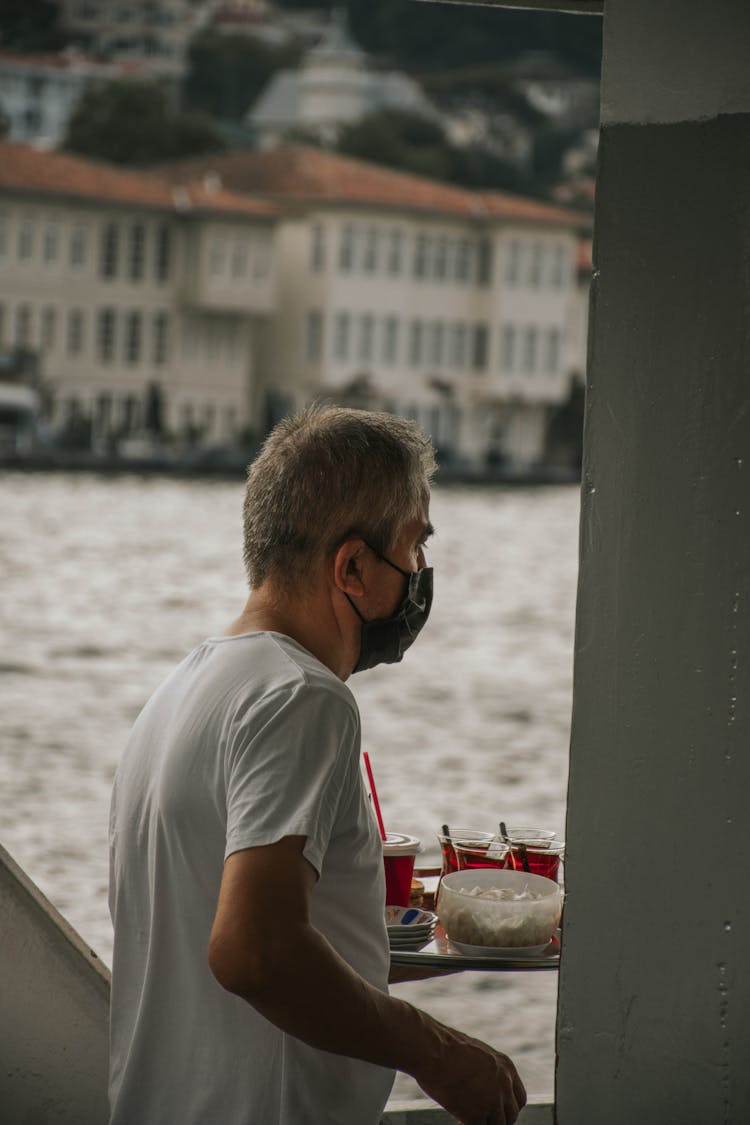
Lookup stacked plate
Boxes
[386,906,438,952]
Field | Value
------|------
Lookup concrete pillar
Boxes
[557,1,750,1121]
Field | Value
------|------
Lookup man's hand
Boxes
[209,837,526,1125]
[413,1027,526,1125]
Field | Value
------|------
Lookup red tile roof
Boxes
[0,141,279,220]
[155,145,590,229]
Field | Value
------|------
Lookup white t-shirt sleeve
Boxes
[223,681,360,876]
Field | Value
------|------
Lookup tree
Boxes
[0,0,64,51]
[337,109,452,181]
[531,122,585,189]
[183,32,302,122]
[63,80,226,166]
[343,0,602,76]
[336,107,539,195]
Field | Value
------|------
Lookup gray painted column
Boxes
[557,1,750,1122]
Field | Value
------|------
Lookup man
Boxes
[109,405,526,1125]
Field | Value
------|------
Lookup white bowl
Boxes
[437,868,562,950]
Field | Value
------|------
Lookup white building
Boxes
[0,139,590,469]
[57,0,208,84]
[247,10,439,149]
[158,145,591,471]
[0,49,144,148]
[0,140,278,449]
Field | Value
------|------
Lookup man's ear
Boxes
[332,539,366,597]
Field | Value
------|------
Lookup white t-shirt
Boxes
[108,631,394,1125]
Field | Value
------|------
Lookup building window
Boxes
[550,243,567,288]
[545,327,561,373]
[501,323,516,372]
[128,223,145,281]
[455,239,471,283]
[358,313,373,362]
[450,322,466,367]
[121,395,140,436]
[334,311,350,361]
[15,304,32,347]
[477,238,493,286]
[310,222,325,272]
[387,229,402,275]
[100,222,119,279]
[253,234,271,279]
[41,306,56,350]
[429,321,444,366]
[529,243,543,288]
[67,309,84,357]
[506,239,521,285]
[231,241,248,278]
[209,238,225,276]
[153,312,169,365]
[413,235,428,279]
[363,228,378,274]
[43,224,59,263]
[70,224,87,267]
[98,307,116,362]
[18,221,34,261]
[94,393,112,442]
[433,237,448,281]
[472,324,488,371]
[409,319,423,366]
[125,310,142,364]
[155,223,171,282]
[306,310,323,363]
[382,316,398,364]
[339,225,354,272]
[522,325,538,372]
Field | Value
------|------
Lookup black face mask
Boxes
[346,544,433,674]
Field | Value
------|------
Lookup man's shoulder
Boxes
[201,632,357,717]
[265,633,357,713]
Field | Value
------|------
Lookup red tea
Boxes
[455,842,509,871]
[437,829,494,877]
[507,845,562,882]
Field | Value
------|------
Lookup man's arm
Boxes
[208,836,526,1125]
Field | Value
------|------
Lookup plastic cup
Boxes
[455,839,510,871]
[436,828,494,877]
[383,832,421,906]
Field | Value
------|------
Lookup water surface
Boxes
[0,471,580,1101]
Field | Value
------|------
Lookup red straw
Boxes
[363,751,387,842]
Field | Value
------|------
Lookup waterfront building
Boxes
[0,140,278,450]
[0,137,590,469]
[158,145,591,471]
[0,48,146,149]
[57,0,208,88]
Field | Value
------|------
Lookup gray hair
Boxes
[242,405,436,589]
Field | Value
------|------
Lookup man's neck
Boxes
[225,584,353,681]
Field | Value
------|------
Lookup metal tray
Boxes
[390,925,560,971]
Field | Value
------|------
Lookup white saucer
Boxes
[386,931,434,949]
[385,906,437,928]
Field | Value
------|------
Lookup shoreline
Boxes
[0,450,581,487]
